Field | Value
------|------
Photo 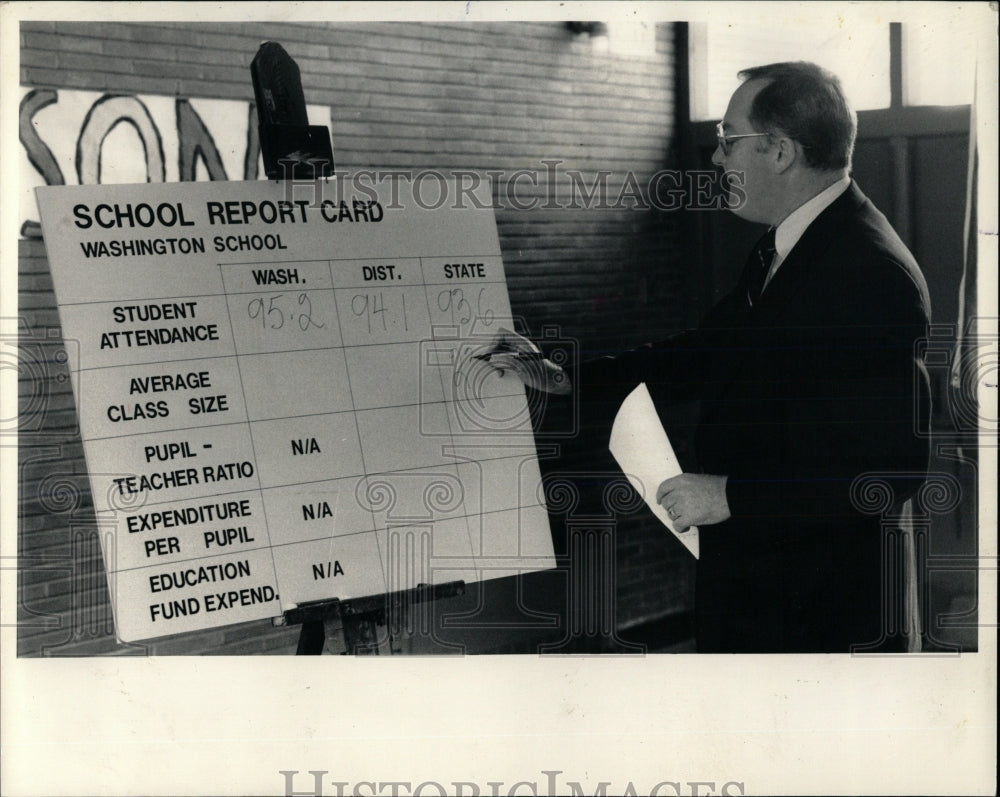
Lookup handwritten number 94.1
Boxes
[352,292,408,335]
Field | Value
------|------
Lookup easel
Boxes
[283,581,467,655]
[252,41,466,655]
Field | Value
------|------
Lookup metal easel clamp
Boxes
[251,41,334,181]
[284,581,467,655]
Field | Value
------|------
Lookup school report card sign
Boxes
[36,179,555,643]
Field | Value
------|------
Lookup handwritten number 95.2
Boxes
[247,293,324,332]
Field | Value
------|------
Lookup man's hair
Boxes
[738,61,857,172]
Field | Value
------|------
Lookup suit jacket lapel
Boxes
[752,181,868,320]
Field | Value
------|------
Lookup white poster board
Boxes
[36,178,555,643]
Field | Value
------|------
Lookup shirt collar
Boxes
[773,176,851,261]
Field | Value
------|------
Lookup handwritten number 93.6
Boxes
[437,287,494,327]
[247,293,324,332]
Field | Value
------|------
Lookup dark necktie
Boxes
[746,227,776,306]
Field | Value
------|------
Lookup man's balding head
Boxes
[737,61,857,172]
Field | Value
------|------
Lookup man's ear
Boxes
[771,136,798,174]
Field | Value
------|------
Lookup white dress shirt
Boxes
[764,175,851,289]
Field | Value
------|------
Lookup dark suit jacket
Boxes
[584,182,932,652]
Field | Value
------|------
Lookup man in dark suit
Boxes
[486,62,931,653]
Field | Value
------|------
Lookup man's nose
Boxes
[711,144,725,167]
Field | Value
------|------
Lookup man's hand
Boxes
[478,327,572,395]
[655,474,731,532]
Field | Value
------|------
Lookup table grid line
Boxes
[82,393,529,443]
[76,335,512,372]
[56,260,507,306]
[94,451,551,517]
[321,256,389,598]
[213,262,283,601]
[107,501,550,577]
[419,255,481,571]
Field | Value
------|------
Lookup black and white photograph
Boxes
[1,1,995,794]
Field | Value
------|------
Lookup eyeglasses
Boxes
[716,121,770,156]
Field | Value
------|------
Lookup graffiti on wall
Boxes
[19,88,329,237]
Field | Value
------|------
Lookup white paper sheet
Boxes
[609,382,699,558]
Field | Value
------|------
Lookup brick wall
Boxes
[17,20,693,656]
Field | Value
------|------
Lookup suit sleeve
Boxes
[575,291,744,427]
